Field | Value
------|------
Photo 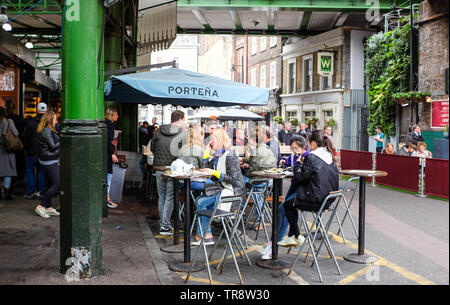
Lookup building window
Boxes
[288,60,296,94]
[320,75,332,90]
[270,36,277,48]
[250,68,257,87]
[260,36,266,52]
[270,61,277,88]
[251,37,257,55]
[287,111,297,120]
[304,111,316,123]
[260,65,266,88]
[303,55,313,92]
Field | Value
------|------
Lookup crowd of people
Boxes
[372,124,432,158]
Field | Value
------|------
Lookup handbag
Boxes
[3,119,23,153]
[204,182,223,197]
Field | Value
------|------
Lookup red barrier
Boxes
[424,158,449,198]
[340,149,372,170]
[375,153,420,192]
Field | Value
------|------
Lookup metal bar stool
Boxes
[185,195,247,285]
[287,191,345,283]
[243,179,271,245]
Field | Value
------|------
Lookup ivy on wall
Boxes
[365,21,411,138]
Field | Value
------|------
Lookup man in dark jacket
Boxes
[407,124,425,145]
[278,122,293,145]
[22,103,47,199]
[151,110,187,235]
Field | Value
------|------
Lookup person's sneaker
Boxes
[159,226,174,236]
[46,208,60,216]
[23,193,34,200]
[192,238,214,246]
[296,235,305,248]
[262,243,272,260]
[277,235,298,247]
[35,206,50,219]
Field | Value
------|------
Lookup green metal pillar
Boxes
[60,0,104,277]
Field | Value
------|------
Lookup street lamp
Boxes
[25,37,33,49]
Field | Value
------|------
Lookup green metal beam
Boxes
[5,0,62,14]
[178,0,422,11]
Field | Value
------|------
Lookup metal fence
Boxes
[338,149,449,199]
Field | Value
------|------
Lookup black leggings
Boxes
[283,198,300,238]
[41,163,60,208]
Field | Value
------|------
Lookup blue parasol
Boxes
[104,67,270,107]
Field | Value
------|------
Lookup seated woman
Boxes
[412,141,432,158]
[193,128,245,246]
[281,130,339,247]
[261,135,310,259]
[382,142,395,154]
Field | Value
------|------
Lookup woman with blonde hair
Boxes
[413,141,432,158]
[192,128,244,246]
[179,126,205,168]
[34,111,60,218]
[105,107,119,208]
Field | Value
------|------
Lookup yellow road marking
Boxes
[337,265,374,285]
[179,274,236,285]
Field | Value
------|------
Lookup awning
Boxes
[104,67,270,107]
[137,0,177,54]
[218,108,265,121]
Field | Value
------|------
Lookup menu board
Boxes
[431,100,449,128]
[0,68,15,91]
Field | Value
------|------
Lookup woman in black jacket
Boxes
[280,130,339,247]
[34,111,60,219]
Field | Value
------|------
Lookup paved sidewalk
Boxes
[0,178,448,285]
[0,193,161,285]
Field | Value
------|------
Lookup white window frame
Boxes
[303,54,313,92]
[287,59,296,94]
[320,74,332,91]
[250,67,257,87]
[260,36,266,52]
[260,65,267,88]
[269,61,277,89]
[270,36,277,48]
[251,37,257,55]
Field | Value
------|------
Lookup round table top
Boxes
[340,169,388,178]
[161,172,212,180]
[251,170,294,179]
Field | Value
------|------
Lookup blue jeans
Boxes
[2,177,12,189]
[156,171,175,228]
[277,184,297,242]
[196,192,221,236]
[25,156,44,195]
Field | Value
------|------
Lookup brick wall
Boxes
[418,0,449,130]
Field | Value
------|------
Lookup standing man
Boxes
[278,122,293,145]
[139,121,150,150]
[372,126,385,153]
[324,125,335,149]
[407,124,425,145]
[234,128,247,146]
[296,123,310,139]
[22,102,47,199]
[151,110,187,235]
[264,126,280,160]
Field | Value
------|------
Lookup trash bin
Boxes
[110,164,127,204]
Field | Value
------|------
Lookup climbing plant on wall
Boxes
[365,20,412,138]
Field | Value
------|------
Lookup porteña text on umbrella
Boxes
[168,86,219,98]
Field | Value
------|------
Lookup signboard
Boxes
[317,52,334,77]
[431,99,449,128]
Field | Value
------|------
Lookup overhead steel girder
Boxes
[4,0,62,14]
[178,0,421,11]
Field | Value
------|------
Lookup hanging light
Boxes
[25,37,33,49]
[2,22,11,31]
[0,6,8,23]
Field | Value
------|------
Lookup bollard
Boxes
[416,157,427,198]
[371,153,377,187]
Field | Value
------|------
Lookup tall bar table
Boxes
[340,169,387,264]
[251,170,293,270]
[157,167,210,272]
